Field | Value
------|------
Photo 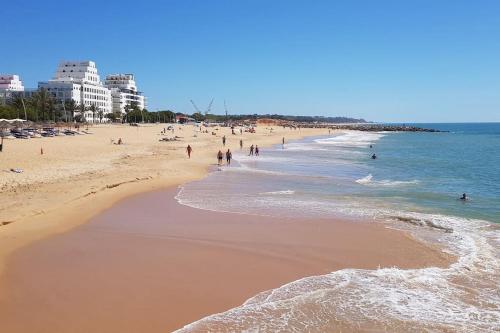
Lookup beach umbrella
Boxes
[0,121,12,138]
[42,122,54,129]
[0,120,12,129]
[11,120,24,128]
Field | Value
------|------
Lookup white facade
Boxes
[0,74,24,102]
[39,61,112,122]
[105,74,146,116]
[0,74,24,91]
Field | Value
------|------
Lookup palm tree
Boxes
[64,99,78,122]
[8,93,24,119]
[30,88,54,121]
[124,104,131,123]
[89,105,98,123]
[77,102,90,123]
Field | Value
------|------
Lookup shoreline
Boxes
[0,187,452,332]
[0,124,330,275]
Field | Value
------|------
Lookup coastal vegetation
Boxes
[1,92,364,124]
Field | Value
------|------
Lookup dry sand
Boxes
[0,188,451,333]
[0,123,325,273]
[0,123,453,332]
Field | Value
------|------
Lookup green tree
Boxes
[0,105,17,119]
[88,105,98,123]
[123,104,132,123]
[98,110,104,123]
[64,99,78,122]
[77,103,89,123]
[30,88,55,121]
[191,112,205,122]
[7,93,25,119]
[105,112,119,122]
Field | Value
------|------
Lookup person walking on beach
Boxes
[282,137,285,148]
[240,139,243,149]
[249,144,254,156]
[222,135,226,146]
[186,145,193,159]
[217,150,224,165]
[255,145,260,156]
[226,149,232,165]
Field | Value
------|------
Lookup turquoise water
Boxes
[372,123,499,222]
[176,124,500,332]
[179,123,499,223]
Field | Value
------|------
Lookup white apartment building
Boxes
[39,61,112,122]
[0,74,24,103]
[0,74,24,91]
[104,74,146,116]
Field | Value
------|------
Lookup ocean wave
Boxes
[281,143,329,151]
[174,131,499,332]
[314,131,385,148]
[260,190,295,195]
[175,211,500,333]
[356,174,420,186]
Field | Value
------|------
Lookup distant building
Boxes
[0,74,24,103]
[176,114,195,124]
[39,61,112,122]
[104,74,146,116]
[0,74,24,92]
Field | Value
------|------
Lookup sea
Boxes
[176,123,500,332]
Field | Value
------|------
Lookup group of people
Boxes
[248,144,259,156]
[186,136,261,166]
[217,149,232,166]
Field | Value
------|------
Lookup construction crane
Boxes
[206,98,214,116]
[190,100,202,114]
[190,98,214,116]
[224,100,229,123]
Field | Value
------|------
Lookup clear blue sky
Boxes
[2,0,500,122]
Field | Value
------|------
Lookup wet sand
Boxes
[0,124,326,275]
[0,188,451,332]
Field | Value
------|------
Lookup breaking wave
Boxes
[174,129,499,332]
[315,131,385,148]
[260,190,295,195]
[175,211,500,333]
[356,174,420,186]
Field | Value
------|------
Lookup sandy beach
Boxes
[0,124,324,273]
[0,187,451,332]
[0,124,453,332]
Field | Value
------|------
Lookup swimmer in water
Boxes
[460,193,467,201]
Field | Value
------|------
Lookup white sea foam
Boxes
[355,173,374,184]
[234,154,293,163]
[175,210,500,333]
[314,131,385,148]
[260,190,295,195]
[356,174,420,186]
[174,132,499,332]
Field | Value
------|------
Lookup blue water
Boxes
[179,123,500,223]
[351,123,500,222]
[176,123,500,332]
